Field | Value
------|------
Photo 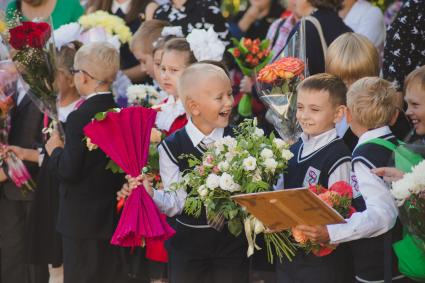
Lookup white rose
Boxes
[222,136,237,150]
[260,148,274,159]
[225,151,236,160]
[197,185,209,198]
[206,174,220,189]
[243,156,257,171]
[254,128,264,137]
[281,149,294,160]
[264,158,278,172]
[218,161,230,172]
[230,182,241,192]
[219,173,236,192]
[273,138,286,149]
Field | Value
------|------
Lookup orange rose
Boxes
[292,227,309,244]
[233,48,241,58]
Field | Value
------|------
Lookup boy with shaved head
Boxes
[142,63,248,283]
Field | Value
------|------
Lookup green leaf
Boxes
[227,218,243,236]
[105,159,125,174]
[260,39,270,50]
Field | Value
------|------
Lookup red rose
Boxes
[9,25,27,50]
[28,22,51,48]
[233,48,241,58]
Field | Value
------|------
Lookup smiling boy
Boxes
[276,73,352,283]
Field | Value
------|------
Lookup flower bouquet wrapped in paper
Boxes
[83,107,175,263]
[228,38,272,117]
[174,119,296,263]
[256,57,305,143]
[291,182,356,257]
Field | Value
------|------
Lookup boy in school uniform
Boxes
[276,73,352,283]
[121,63,248,283]
[296,77,410,282]
[45,42,124,283]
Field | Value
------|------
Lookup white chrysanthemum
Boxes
[197,185,209,198]
[218,161,230,172]
[219,173,237,192]
[281,149,294,160]
[254,128,264,137]
[264,158,278,172]
[273,138,286,149]
[260,148,274,159]
[126,84,159,105]
[206,174,220,189]
[392,174,414,203]
[243,156,257,171]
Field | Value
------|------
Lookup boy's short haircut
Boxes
[347,77,398,129]
[404,65,425,93]
[198,60,230,77]
[130,20,170,54]
[326,33,379,85]
[178,63,230,104]
[163,38,197,66]
[297,73,347,106]
[74,42,119,84]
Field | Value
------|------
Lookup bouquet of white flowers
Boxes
[126,84,160,107]
[175,119,296,262]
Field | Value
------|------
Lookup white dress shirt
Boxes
[153,120,224,217]
[344,0,385,50]
[274,128,351,189]
[111,0,131,14]
[327,126,398,244]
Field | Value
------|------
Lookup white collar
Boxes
[300,128,338,157]
[185,119,224,147]
[85,91,111,101]
[111,0,131,14]
[355,126,393,149]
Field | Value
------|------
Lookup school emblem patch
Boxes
[350,171,362,199]
[303,166,321,186]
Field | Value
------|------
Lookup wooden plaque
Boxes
[231,188,346,231]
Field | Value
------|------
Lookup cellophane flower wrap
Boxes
[174,119,296,263]
[5,17,59,123]
[392,157,425,253]
[83,107,175,263]
[256,57,305,143]
[0,60,36,193]
[292,181,356,257]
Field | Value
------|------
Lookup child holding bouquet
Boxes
[45,42,125,283]
[119,63,248,283]
[276,73,352,283]
[296,77,409,282]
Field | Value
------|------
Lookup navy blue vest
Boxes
[284,137,351,189]
[160,126,235,225]
[350,133,403,282]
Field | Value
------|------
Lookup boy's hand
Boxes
[46,132,64,156]
[116,174,154,201]
[295,225,330,244]
[371,167,404,182]
[7,145,26,160]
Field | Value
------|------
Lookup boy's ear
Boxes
[389,108,399,126]
[346,108,352,124]
[186,97,200,117]
[334,105,346,123]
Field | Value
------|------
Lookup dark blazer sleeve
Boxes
[49,110,88,183]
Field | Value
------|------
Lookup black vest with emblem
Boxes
[350,133,403,282]
[160,126,235,226]
[284,137,351,189]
